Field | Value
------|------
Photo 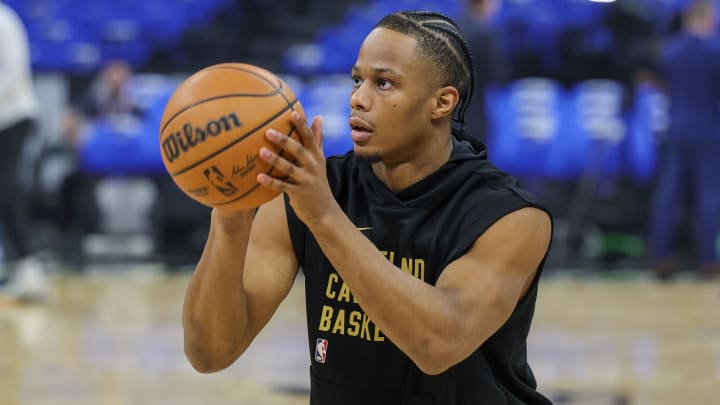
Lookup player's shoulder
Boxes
[470,159,531,196]
[461,158,548,216]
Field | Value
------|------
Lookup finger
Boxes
[257,172,297,192]
[259,147,301,179]
[311,116,324,148]
[266,128,305,161]
[291,111,317,149]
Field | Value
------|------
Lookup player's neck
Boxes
[371,135,453,192]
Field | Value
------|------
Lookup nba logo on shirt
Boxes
[315,338,328,363]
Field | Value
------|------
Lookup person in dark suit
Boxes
[649,0,720,279]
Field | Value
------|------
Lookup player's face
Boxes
[349,28,440,162]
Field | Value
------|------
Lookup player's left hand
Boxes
[257,111,338,225]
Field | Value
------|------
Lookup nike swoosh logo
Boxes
[357,227,373,231]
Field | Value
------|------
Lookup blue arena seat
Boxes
[487,78,570,179]
[15,0,234,72]
[566,79,628,178]
[80,114,165,176]
[31,40,102,73]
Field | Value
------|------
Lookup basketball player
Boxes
[183,11,553,404]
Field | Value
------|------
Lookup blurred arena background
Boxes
[0,0,719,404]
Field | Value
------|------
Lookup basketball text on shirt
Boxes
[317,249,426,342]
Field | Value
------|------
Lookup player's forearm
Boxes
[182,212,253,372]
[307,209,465,374]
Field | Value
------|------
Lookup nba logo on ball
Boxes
[315,338,328,363]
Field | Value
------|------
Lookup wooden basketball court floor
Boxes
[0,264,718,405]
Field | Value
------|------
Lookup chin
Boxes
[353,146,382,164]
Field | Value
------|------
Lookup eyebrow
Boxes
[352,66,402,76]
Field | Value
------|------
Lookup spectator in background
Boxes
[77,59,143,119]
[459,0,508,142]
[0,1,48,301]
[55,58,142,182]
[54,59,143,238]
[37,106,95,237]
[649,0,720,279]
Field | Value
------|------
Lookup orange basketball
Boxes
[159,63,305,211]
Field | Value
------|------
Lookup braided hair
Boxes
[375,10,486,152]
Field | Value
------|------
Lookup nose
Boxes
[350,82,370,112]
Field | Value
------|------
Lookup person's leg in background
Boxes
[691,146,720,277]
[648,145,687,279]
[0,119,48,301]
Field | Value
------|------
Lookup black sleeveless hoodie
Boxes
[285,138,552,404]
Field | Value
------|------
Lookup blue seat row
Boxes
[284,0,462,75]
[283,0,700,76]
[486,78,666,183]
[291,76,667,184]
[8,0,233,72]
[78,73,667,183]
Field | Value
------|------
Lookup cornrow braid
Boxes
[408,11,476,127]
[375,10,483,152]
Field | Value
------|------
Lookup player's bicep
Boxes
[242,194,299,337]
[436,208,551,347]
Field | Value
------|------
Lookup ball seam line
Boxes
[170,98,299,177]
[160,91,280,135]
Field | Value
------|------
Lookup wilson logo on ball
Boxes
[162,112,243,163]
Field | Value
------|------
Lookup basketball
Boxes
[159,63,305,211]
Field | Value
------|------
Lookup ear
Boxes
[431,86,460,120]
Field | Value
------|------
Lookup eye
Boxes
[377,78,393,90]
[352,76,363,88]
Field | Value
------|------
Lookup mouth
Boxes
[349,116,373,143]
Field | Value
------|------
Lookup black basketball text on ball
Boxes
[162,112,243,163]
[231,153,258,179]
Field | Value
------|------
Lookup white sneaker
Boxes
[0,256,49,303]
